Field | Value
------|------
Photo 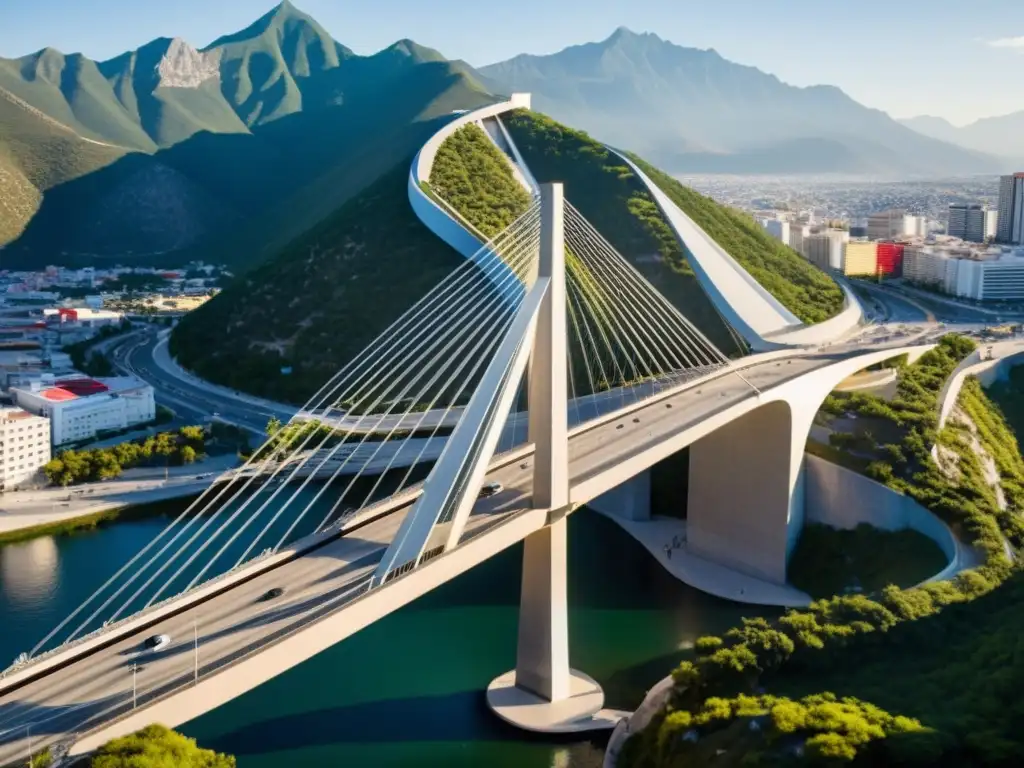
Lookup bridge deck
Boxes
[0,352,845,764]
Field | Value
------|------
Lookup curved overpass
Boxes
[613,152,864,351]
[407,93,534,299]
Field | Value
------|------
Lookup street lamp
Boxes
[193,619,199,685]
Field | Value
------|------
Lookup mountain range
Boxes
[478,28,1004,177]
[899,112,1024,163]
[0,2,1013,268]
[0,1,493,266]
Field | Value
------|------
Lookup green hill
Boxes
[0,1,496,264]
[502,110,843,328]
[499,110,744,353]
[428,123,532,237]
[170,161,463,402]
[626,154,845,324]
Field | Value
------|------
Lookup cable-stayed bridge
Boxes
[0,164,927,763]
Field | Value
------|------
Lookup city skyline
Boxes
[1,0,1022,126]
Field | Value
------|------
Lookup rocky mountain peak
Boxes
[156,37,220,88]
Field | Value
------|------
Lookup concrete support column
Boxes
[513,518,570,701]
[686,401,797,584]
[528,183,569,511]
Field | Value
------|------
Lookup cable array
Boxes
[27,194,734,658]
[29,203,541,656]
[561,201,729,425]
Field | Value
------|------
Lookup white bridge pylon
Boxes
[374,184,569,582]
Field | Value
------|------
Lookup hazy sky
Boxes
[2,0,1022,125]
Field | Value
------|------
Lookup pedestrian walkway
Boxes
[590,509,812,608]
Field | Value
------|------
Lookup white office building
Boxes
[902,214,928,238]
[0,408,51,491]
[985,209,999,241]
[903,245,1024,301]
[12,375,155,446]
[761,219,791,247]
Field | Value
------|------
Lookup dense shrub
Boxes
[42,426,209,486]
[90,724,234,767]
[428,124,531,238]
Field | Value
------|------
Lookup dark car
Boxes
[478,482,503,498]
[261,587,285,601]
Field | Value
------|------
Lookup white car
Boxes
[144,634,171,652]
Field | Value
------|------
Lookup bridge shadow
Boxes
[202,689,605,756]
[0,691,125,739]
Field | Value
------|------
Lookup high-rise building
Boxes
[985,208,1000,241]
[902,215,928,238]
[997,173,1024,244]
[803,229,849,271]
[0,408,51,491]
[947,204,986,242]
[867,209,906,240]
[762,219,790,246]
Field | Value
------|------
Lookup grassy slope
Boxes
[502,109,743,355]
[169,160,462,403]
[429,123,531,237]
[628,154,845,324]
[0,87,127,246]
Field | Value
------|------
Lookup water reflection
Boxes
[0,536,58,606]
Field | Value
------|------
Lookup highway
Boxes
[109,331,294,435]
[0,347,902,764]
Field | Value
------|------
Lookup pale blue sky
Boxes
[2,0,1022,124]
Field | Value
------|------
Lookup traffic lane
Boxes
[123,340,270,432]
[0,460,536,759]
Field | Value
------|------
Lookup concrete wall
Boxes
[687,401,794,583]
[587,471,651,521]
[805,454,975,583]
[937,340,1024,428]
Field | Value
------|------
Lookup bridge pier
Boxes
[487,182,619,733]
[486,516,620,732]
[686,399,812,584]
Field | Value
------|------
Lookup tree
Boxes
[90,724,235,768]
[266,416,283,436]
[181,445,197,464]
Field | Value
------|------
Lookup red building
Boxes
[876,242,905,277]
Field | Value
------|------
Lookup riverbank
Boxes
[0,475,222,544]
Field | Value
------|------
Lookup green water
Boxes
[0,508,772,766]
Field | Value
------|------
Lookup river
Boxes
[0,501,773,767]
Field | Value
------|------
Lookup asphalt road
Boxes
[109,332,291,434]
[0,348,902,764]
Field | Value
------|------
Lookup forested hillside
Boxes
[170,162,462,402]
[502,110,747,354]
[626,153,845,324]
[429,123,531,237]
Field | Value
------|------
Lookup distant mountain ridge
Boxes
[900,112,1024,162]
[0,0,495,265]
[478,28,1002,176]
